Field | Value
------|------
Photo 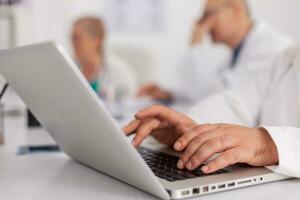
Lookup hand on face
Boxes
[190,17,215,46]
[79,53,101,82]
[75,42,102,82]
[73,27,103,82]
[137,84,172,102]
[123,106,279,174]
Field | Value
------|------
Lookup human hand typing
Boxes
[123,105,279,173]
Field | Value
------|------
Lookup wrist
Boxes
[258,127,279,166]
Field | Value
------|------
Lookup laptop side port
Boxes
[202,186,209,193]
[237,179,252,185]
[218,184,226,189]
[228,182,236,187]
[192,188,200,195]
[181,190,190,196]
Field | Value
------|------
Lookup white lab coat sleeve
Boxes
[166,42,231,104]
[186,48,293,127]
[106,53,138,101]
[186,67,272,127]
[262,126,300,178]
[165,48,198,103]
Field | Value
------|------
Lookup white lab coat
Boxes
[167,21,293,104]
[187,46,300,178]
[97,52,137,103]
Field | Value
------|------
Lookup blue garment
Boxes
[90,80,100,94]
[230,40,245,68]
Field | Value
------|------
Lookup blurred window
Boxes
[104,0,165,34]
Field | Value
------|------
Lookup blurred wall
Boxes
[250,0,300,42]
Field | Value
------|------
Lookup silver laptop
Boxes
[0,42,291,199]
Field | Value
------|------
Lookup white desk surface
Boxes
[1,108,300,200]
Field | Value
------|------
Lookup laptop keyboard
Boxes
[138,147,229,182]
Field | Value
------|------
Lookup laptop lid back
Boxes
[0,42,169,200]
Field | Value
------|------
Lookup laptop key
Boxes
[138,147,230,182]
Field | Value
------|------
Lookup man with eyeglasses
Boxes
[138,0,293,104]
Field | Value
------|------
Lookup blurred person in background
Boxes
[72,16,137,103]
[138,0,292,104]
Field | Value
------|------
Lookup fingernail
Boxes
[186,162,192,170]
[202,165,209,173]
[174,142,181,150]
[177,160,184,169]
